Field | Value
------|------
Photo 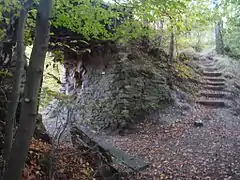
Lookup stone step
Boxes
[199,91,226,98]
[203,71,222,77]
[196,99,225,107]
[203,85,225,91]
[202,59,215,62]
[202,60,215,64]
[204,77,225,82]
[203,81,225,86]
[203,67,218,72]
[203,63,215,67]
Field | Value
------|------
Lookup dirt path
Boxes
[106,56,240,179]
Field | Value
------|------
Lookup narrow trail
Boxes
[106,56,240,179]
[197,58,230,108]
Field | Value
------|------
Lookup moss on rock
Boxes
[77,49,172,131]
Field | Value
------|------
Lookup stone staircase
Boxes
[197,60,229,108]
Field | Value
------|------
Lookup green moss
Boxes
[78,51,172,130]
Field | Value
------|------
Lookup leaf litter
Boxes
[104,104,240,179]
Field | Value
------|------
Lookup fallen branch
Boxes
[70,127,121,180]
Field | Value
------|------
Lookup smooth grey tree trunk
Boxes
[167,31,174,89]
[3,8,27,163]
[2,0,52,179]
[214,0,224,55]
[215,21,224,55]
[168,32,174,65]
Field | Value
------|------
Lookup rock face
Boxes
[63,47,173,131]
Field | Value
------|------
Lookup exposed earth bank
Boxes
[41,45,240,179]
[42,43,197,139]
[104,51,240,179]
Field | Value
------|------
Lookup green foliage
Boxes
[26,46,61,109]
[222,0,240,58]
[53,0,111,39]
[0,0,215,46]
[51,0,159,41]
[49,0,215,43]
[0,0,218,110]
[174,61,193,79]
[51,50,64,63]
[24,9,37,45]
[40,87,68,109]
[40,53,62,110]
[0,69,13,77]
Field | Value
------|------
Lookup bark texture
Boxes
[167,32,174,89]
[2,0,52,179]
[215,21,224,55]
[214,0,224,55]
[3,8,27,163]
[168,32,174,65]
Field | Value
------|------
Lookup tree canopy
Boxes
[2,0,240,179]
[0,0,216,45]
[223,0,240,58]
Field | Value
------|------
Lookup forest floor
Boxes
[35,50,240,180]
[104,53,240,179]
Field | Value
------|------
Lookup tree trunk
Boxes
[3,8,27,163]
[167,32,174,89]
[2,0,52,179]
[37,76,43,112]
[215,21,224,55]
[214,0,224,55]
[168,32,174,65]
